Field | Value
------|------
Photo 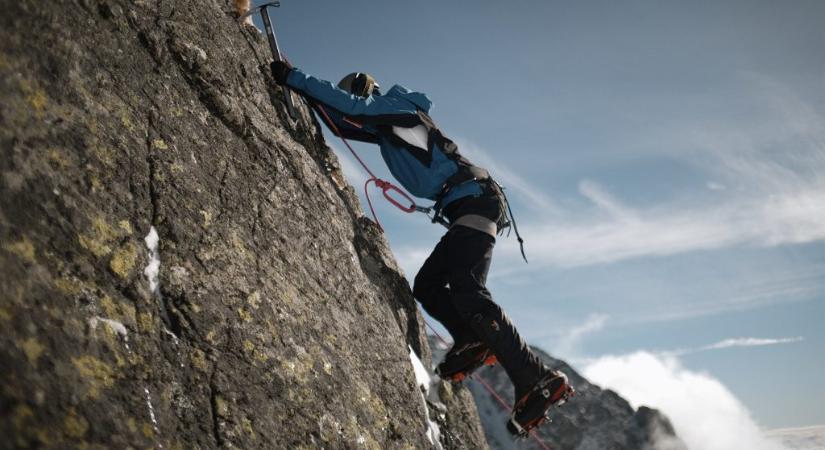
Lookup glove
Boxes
[270,60,293,85]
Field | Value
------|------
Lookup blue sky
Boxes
[252,0,825,436]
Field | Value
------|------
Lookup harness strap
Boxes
[452,214,497,237]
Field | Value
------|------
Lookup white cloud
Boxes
[495,185,825,268]
[578,179,638,222]
[489,74,825,269]
[582,352,786,450]
[702,336,804,351]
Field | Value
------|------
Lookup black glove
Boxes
[270,60,293,85]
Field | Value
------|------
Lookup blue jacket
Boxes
[285,68,484,209]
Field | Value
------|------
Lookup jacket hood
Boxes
[384,84,432,113]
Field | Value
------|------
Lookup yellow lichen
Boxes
[138,312,154,331]
[280,353,314,384]
[142,422,154,438]
[254,349,270,364]
[63,409,89,438]
[215,396,229,416]
[54,276,84,296]
[26,88,48,117]
[100,295,118,318]
[199,210,212,228]
[47,148,71,169]
[152,139,168,150]
[191,348,208,372]
[237,307,252,323]
[127,417,138,433]
[241,417,256,439]
[88,173,103,192]
[230,230,251,262]
[92,145,115,167]
[243,340,255,353]
[18,338,44,366]
[246,291,261,309]
[109,241,137,279]
[72,356,115,399]
[205,330,218,345]
[78,216,118,257]
[118,220,133,235]
[120,113,135,131]
[3,237,36,263]
[0,307,11,321]
[13,404,33,430]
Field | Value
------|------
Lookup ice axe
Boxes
[240,1,298,120]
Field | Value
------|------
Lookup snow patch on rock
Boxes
[144,226,161,293]
[409,346,444,450]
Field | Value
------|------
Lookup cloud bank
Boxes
[582,351,786,450]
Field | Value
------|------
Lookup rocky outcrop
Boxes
[0,1,487,448]
[431,340,688,450]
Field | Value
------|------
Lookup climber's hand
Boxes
[270,60,293,85]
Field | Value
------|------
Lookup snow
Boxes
[143,387,164,449]
[143,226,160,293]
[408,346,444,450]
[89,316,131,351]
[89,316,128,337]
[409,346,432,393]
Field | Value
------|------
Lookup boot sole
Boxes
[438,353,498,382]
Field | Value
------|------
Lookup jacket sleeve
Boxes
[286,68,420,127]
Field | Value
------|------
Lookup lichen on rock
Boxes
[0,1,487,449]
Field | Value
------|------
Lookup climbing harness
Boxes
[241,1,298,120]
[312,100,528,264]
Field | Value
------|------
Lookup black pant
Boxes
[413,194,546,396]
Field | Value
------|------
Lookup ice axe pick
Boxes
[241,2,298,120]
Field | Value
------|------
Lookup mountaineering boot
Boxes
[507,370,575,437]
[435,341,498,382]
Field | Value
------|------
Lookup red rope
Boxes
[312,102,418,231]
[307,94,551,449]
[424,322,553,450]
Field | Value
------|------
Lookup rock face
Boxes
[0,1,488,448]
[430,340,688,450]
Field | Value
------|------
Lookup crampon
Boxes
[507,371,575,437]
[435,342,498,382]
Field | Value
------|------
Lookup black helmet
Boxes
[338,72,380,97]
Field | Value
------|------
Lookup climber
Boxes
[270,61,574,435]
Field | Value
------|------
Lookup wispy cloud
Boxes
[494,186,825,268]
[547,313,609,359]
[665,336,805,357]
[452,136,561,216]
[491,74,825,269]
